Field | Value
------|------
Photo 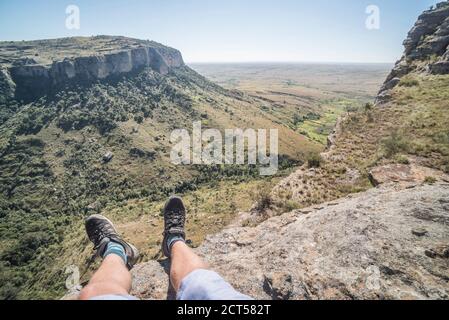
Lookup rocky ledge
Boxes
[130,183,449,300]
[377,1,449,103]
[0,36,184,102]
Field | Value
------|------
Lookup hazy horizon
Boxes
[188,61,395,65]
[0,0,443,63]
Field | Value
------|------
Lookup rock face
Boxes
[403,2,449,60]
[0,67,16,103]
[131,183,449,300]
[368,164,449,187]
[0,36,184,102]
[377,1,449,103]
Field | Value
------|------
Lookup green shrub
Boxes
[279,200,301,213]
[307,152,323,168]
[364,102,373,111]
[293,114,303,126]
[393,154,410,164]
[381,130,409,158]
[134,114,144,124]
[252,187,273,211]
[424,176,437,184]
[399,78,419,87]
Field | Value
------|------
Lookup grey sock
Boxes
[102,241,127,264]
[167,234,185,253]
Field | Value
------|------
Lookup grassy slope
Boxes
[268,70,449,218]
[333,73,449,173]
[190,63,390,147]
[0,65,319,299]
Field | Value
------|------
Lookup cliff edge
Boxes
[377,1,449,103]
[0,36,184,102]
[130,183,449,300]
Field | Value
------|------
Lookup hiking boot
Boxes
[162,196,186,257]
[85,214,139,270]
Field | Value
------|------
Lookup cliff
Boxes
[129,183,449,300]
[377,1,449,102]
[0,36,184,102]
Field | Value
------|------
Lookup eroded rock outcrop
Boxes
[368,164,449,187]
[0,67,16,103]
[130,183,449,300]
[0,36,184,101]
[377,1,449,103]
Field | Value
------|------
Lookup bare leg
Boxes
[170,241,207,291]
[79,255,132,300]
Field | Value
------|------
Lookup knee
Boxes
[79,283,100,300]
[79,282,128,300]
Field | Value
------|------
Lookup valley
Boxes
[190,63,391,144]
[0,37,389,299]
[1,0,448,302]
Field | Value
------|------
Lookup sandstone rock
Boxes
[368,164,447,186]
[131,260,175,300]
[412,228,429,237]
[0,67,16,102]
[130,183,449,300]
[336,168,361,185]
[383,62,413,85]
[425,245,449,259]
[4,38,184,102]
[378,2,449,99]
[102,152,114,163]
[381,77,401,91]
[263,272,294,300]
[430,61,449,74]
[403,3,449,56]
[375,91,392,105]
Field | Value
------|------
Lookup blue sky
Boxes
[0,0,441,63]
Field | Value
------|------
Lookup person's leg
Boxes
[79,214,139,300]
[169,241,207,291]
[79,255,131,300]
[162,196,252,300]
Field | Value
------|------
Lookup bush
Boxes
[307,153,323,168]
[393,154,410,164]
[252,187,273,212]
[364,102,373,111]
[381,130,409,158]
[2,232,52,266]
[399,78,419,87]
[293,114,303,126]
[134,114,144,124]
[424,176,437,184]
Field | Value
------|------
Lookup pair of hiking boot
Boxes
[85,196,186,269]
